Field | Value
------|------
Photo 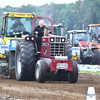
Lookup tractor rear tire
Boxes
[68,61,78,83]
[15,40,36,81]
[92,49,99,64]
[35,60,47,83]
[65,42,72,60]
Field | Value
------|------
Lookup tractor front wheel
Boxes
[35,60,47,83]
[68,61,78,83]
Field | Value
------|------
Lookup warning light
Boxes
[86,28,89,30]
[66,28,69,31]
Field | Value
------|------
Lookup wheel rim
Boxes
[17,50,21,75]
[36,64,39,80]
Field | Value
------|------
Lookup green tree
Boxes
[83,0,100,28]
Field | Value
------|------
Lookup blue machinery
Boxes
[0,39,18,75]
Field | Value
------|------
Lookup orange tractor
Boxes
[88,24,100,64]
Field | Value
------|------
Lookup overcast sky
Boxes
[0,0,78,8]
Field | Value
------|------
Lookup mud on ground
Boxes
[0,73,100,100]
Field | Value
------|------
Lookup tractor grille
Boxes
[50,43,64,57]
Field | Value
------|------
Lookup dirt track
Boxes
[0,73,100,100]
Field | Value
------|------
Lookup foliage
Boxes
[0,0,100,34]
[80,71,100,75]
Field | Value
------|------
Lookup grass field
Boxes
[79,71,100,74]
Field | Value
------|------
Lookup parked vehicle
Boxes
[67,30,96,64]
[87,24,100,64]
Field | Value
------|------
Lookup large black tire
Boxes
[81,57,91,64]
[15,40,36,81]
[68,61,78,83]
[92,49,100,64]
[65,42,72,60]
[35,60,47,83]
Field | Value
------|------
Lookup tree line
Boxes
[0,0,100,34]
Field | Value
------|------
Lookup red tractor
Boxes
[15,16,78,83]
[67,30,97,64]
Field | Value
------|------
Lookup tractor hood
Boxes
[48,34,63,37]
[42,34,66,43]
[79,41,92,49]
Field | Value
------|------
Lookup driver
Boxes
[33,20,47,37]
[33,20,48,50]
[32,20,48,59]
[11,18,24,31]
